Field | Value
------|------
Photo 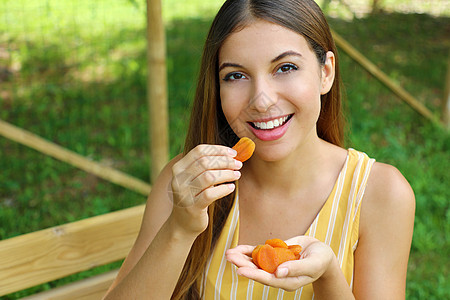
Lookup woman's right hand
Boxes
[169,144,243,235]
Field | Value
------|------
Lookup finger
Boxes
[172,151,241,193]
[171,169,240,208]
[172,145,237,174]
[226,247,257,269]
[284,235,317,247]
[195,183,236,209]
[191,169,241,196]
[236,267,276,283]
[237,267,313,292]
[192,154,242,171]
[276,255,321,279]
[171,168,240,206]
[228,245,256,256]
[226,253,256,269]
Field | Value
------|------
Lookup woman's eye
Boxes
[276,64,298,73]
[223,72,246,81]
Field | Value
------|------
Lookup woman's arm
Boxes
[353,162,415,299]
[104,214,199,299]
[104,145,242,299]
[103,156,193,299]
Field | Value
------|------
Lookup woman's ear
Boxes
[320,51,335,95]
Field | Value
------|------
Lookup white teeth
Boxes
[252,115,290,130]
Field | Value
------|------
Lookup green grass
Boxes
[0,0,449,298]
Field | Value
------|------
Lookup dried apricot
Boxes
[232,137,255,162]
[265,238,288,249]
[288,245,302,259]
[254,244,278,273]
[273,247,296,265]
[251,239,302,273]
[252,244,263,263]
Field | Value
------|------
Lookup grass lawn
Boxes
[0,0,448,298]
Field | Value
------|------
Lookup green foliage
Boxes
[328,13,449,298]
[0,0,448,298]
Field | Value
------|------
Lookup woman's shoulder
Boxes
[360,161,415,235]
[365,161,415,207]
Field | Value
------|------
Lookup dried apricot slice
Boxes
[232,137,255,162]
[273,247,296,265]
[251,239,303,273]
[288,245,302,259]
[252,244,263,263]
[254,244,278,273]
[265,238,288,249]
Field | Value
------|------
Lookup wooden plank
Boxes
[331,29,443,128]
[147,0,169,182]
[22,270,118,300]
[0,119,152,196]
[0,205,145,296]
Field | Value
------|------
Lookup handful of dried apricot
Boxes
[232,137,255,162]
[251,239,302,273]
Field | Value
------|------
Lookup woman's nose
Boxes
[248,78,278,112]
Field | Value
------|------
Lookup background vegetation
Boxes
[0,0,448,298]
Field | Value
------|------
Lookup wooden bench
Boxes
[0,205,145,299]
[0,119,152,298]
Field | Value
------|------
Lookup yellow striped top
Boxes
[201,149,375,299]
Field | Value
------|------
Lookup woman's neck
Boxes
[243,137,332,197]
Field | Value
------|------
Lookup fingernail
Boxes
[277,268,288,277]
[234,171,241,178]
[235,160,243,168]
[229,149,238,156]
[228,183,235,190]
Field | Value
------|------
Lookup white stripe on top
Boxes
[215,198,240,300]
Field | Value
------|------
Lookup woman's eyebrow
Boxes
[218,62,243,72]
[219,51,302,72]
[271,50,303,63]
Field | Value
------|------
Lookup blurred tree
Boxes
[321,0,354,16]
[371,0,384,14]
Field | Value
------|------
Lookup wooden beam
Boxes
[0,119,151,196]
[331,29,443,128]
[147,0,169,182]
[0,205,145,296]
[21,270,118,300]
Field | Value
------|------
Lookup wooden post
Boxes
[147,0,169,183]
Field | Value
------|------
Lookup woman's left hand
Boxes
[225,236,336,292]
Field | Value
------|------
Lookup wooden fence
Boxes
[0,1,446,299]
[0,0,166,298]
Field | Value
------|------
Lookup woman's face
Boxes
[218,19,335,161]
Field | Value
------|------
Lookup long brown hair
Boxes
[172,1,344,298]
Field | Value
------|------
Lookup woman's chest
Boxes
[237,192,325,245]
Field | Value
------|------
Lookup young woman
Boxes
[104,0,415,299]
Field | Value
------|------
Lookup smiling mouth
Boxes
[249,114,294,130]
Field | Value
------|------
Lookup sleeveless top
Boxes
[201,149,375,300]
